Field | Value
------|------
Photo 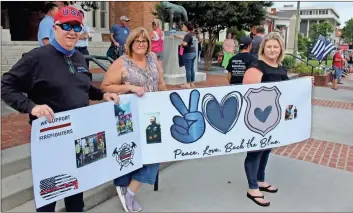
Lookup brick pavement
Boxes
[2,74,352,173]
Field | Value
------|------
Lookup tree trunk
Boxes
[204,31,218,71]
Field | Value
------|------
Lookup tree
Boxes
[298,33,309,53]
[226,27,246,41]
[167,1,272,70]
[309,21,334,41]
[342,18,353,43]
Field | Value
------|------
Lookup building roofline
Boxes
[276,6,340,19]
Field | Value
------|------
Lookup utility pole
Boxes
[293,1,300,57]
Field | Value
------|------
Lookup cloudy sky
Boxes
[273,1,353,27]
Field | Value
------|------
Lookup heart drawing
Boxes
[254,106,272,123]
[201,91,243,134]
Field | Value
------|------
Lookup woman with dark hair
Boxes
[174,22,197,88]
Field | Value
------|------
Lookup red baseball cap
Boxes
[54,6,83,25]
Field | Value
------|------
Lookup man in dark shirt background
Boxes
[226,36,257,85]
[250,26,265,57]
[1,6,119,212]
[146,116,161,144]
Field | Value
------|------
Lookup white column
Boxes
[306,20,310,37]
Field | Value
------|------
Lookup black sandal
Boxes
[259,185,278,193]
[247,192,270,207]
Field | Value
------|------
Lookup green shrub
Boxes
[282,56,296,70]
[203,41,223,58]
[295,62,325,75]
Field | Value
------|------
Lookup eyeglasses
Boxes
[56,23,82,33]
[134,40,148,45]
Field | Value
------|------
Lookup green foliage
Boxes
[309,21,334,41]
[299,52,306,60]
[295,62,325,75]
[226,27,246,41]
[342,18,353,43]
[203,41,223,58]
[298,33,309,53]
[282,56,296,70]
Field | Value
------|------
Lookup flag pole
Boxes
[293,1,300,57]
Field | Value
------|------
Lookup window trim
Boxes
[91,2,109,32]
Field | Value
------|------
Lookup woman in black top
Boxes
[242,32,313,207]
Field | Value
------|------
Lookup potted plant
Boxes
[295,62,331,87]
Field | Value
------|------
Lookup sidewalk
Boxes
[89,153,353,212]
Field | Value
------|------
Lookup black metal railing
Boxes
[84,55,114,72]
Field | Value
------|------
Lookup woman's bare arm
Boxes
[242,68,263,84]
[100,59,132,94]
[151,52,167,91]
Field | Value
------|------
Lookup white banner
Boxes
[138,77,312,164]
[31,97,142,209]
[30,77,312,207]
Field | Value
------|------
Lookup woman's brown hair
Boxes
[124,27,151,57]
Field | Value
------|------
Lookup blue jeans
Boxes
[113,163,160,186]
[333,66,343,82]
[183,52,197,83]
[244,149,271,189]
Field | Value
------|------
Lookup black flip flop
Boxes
[247,192,270,207]
[259,185,278,193]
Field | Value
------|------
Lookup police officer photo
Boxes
[146,116,162,144]
[1,5,119,212]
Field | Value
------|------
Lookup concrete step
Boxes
[2,144,31,178]
[2,142,174,212]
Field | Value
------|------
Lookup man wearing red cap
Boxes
[1,6,119,212]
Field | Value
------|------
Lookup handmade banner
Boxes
[31,97,142,208]
[138,77,312,164]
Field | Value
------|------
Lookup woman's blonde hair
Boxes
[152,19,161,28]
[258,32,285,65]
[125,27,151,57]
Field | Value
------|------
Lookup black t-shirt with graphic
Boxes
[226,52,257,84]
[183,32,197,54]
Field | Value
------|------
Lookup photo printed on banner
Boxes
[39,174,78,200]
[285,105,298,120]
[244,86,282,137]
[112,142,137,171]
[75,131,107,168]
[114,102,134,136]
[144,112,162,144]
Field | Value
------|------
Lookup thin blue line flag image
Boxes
[311,35,335,62]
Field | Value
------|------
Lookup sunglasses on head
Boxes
[56,23,82,32]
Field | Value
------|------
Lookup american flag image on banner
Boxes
[39,174,78,200]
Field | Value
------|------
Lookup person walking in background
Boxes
[173,22,197,88]
[75,10,91,68]
[331,47,346,90]
[250,26,265,57]
[150,19,164,66]
[196,31,203,63]
[222,33,236,72]
[100,27,167,212]
[242,32,314,207]
[37,3,59,46]
[226,36,257,84]
[107,16,131,60]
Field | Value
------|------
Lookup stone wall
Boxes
[1,41,111,75]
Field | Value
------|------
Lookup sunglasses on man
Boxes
[56,23,82,33]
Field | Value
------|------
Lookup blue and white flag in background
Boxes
[311,35,335,62]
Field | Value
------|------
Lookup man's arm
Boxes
[1,53,37,113]
[109,25,118,45]
[38,20,53,46]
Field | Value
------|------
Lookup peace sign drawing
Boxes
[169,89,206,144]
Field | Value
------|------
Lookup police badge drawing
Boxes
[139,77,312,164]
[30,100,143,209]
